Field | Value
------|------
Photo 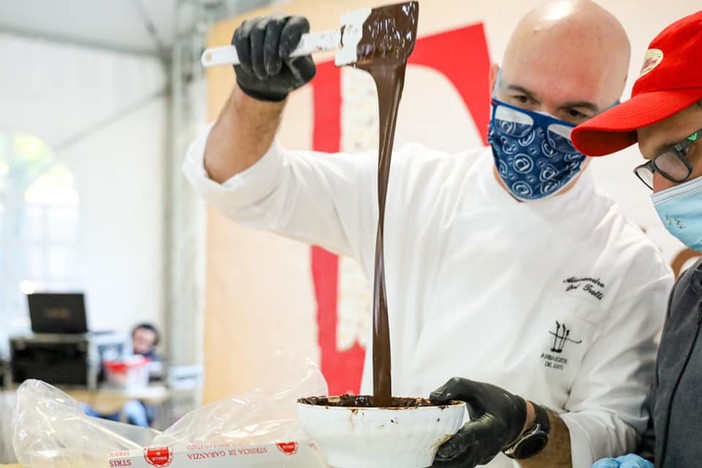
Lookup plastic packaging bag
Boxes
[12,379,157,467]
[12,352,328,467]
[1,390,18,464]
[153,351,327,447]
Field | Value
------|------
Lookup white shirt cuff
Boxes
[182,123,285,209]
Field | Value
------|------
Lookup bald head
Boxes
[495,0,630,123]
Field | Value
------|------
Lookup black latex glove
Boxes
[232,15,317,102]
[430,377,527,467]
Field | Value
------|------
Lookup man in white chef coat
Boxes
[183,0,673,466]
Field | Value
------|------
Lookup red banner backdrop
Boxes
[311,23,492,395]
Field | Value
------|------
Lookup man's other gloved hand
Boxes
[430,377,527,467]
[232,15,316,102]
[592,454,654,468]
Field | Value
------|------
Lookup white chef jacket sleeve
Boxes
[182,123,378,261]
[560,262,671,467]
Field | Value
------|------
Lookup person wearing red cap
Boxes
[572,10,702,468]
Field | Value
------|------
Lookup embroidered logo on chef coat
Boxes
[540,321,582,370]
[562,276,605,301]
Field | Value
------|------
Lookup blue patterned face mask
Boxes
[487,98,587,201]
[652,176,702,251]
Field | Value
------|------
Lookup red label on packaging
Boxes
[276,442,298,455]
[144,447,173,467]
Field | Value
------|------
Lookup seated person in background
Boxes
[131,322,165,382]
[83,322,164,427]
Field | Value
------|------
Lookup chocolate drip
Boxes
[353,1,418,407]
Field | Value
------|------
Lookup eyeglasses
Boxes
[634,128,702,190]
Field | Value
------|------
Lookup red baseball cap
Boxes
[572,10,702,156]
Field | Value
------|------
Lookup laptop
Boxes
[27,292,89,334]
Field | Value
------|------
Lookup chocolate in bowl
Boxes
[298,395,456,408]
[296,396,466,468]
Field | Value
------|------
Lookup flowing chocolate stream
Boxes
[353,1,418,407]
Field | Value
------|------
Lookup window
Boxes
[0,131,80,344]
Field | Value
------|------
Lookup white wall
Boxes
[0,33,168,336]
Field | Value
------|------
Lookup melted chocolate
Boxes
[298,395,438,408]
[354,1,419,407]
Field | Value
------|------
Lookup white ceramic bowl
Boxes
[297,396,466,468]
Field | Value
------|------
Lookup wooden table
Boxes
[65,384,170,414]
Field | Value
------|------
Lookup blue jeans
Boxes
[81,400,152,427]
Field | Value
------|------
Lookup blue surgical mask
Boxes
[652,176,702,251]
[487,98,587,201]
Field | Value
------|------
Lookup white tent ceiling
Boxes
[0,0,278,57]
